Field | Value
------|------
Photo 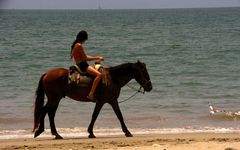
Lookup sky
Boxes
[0,0,240,9]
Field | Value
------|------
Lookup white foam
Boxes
[1,127,240,140]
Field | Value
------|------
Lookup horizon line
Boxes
[1,6,240,10]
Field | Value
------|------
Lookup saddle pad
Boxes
[68,66,93,86]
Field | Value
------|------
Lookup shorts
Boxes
[77,61,89,72]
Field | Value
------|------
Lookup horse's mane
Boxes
[109,63,135,80]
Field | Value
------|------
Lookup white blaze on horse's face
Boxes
[135,61,152,92]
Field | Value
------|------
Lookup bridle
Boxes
[118,62,151,104]
[141,80,151,93]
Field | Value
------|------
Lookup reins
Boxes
[118,80,150,104]
[118,86,144,104]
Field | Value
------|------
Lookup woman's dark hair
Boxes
[71,30,88,51]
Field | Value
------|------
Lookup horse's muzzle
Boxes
[144,80,152,92]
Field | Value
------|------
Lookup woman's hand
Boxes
[98,56,104,61]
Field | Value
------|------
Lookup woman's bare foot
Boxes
[87,95,95,101]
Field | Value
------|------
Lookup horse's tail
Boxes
[33,73,46,133]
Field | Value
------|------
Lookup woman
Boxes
[70,30,104,101]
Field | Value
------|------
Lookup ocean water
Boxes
[1,8,240,139]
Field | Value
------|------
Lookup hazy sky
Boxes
[1,0,240,9]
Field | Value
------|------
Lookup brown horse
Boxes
[33,60,152,139]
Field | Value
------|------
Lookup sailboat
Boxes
[98,0,102,10]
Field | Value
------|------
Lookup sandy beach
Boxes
[0,133,240,150]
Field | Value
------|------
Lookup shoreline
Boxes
[0,133,240,150]
[1,127,240,140]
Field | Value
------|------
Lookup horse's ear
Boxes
[137,60,146,68]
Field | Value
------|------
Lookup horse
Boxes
[33,60,152,139]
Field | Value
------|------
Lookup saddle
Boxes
[68,64,111,87]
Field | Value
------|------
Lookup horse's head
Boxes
[133,60,152,92]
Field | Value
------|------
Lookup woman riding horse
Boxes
[71,30,104,101]
[33,45,152,139]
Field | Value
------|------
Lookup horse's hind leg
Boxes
[88,102,104,138]
[34,98,62,139]
[47,97,62,139]
[109,100,133,137]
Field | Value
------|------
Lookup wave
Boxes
[1,127,240,140]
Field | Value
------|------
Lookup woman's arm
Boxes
[86,55,104,61]
[75,43,104,62]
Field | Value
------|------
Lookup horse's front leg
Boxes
[88,102,104,138]
[109,100,133,137]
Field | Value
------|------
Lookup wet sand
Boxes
[0,133,240,150]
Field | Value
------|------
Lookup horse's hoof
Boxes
[88,134,96,138]
[55,134,63,139]
[125,132,133,137]
[34,129,44,138]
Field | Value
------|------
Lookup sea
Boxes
[0,7,240,139]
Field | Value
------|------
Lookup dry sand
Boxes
[0,133,240,150]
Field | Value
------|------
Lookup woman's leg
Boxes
[86,66,102,100]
